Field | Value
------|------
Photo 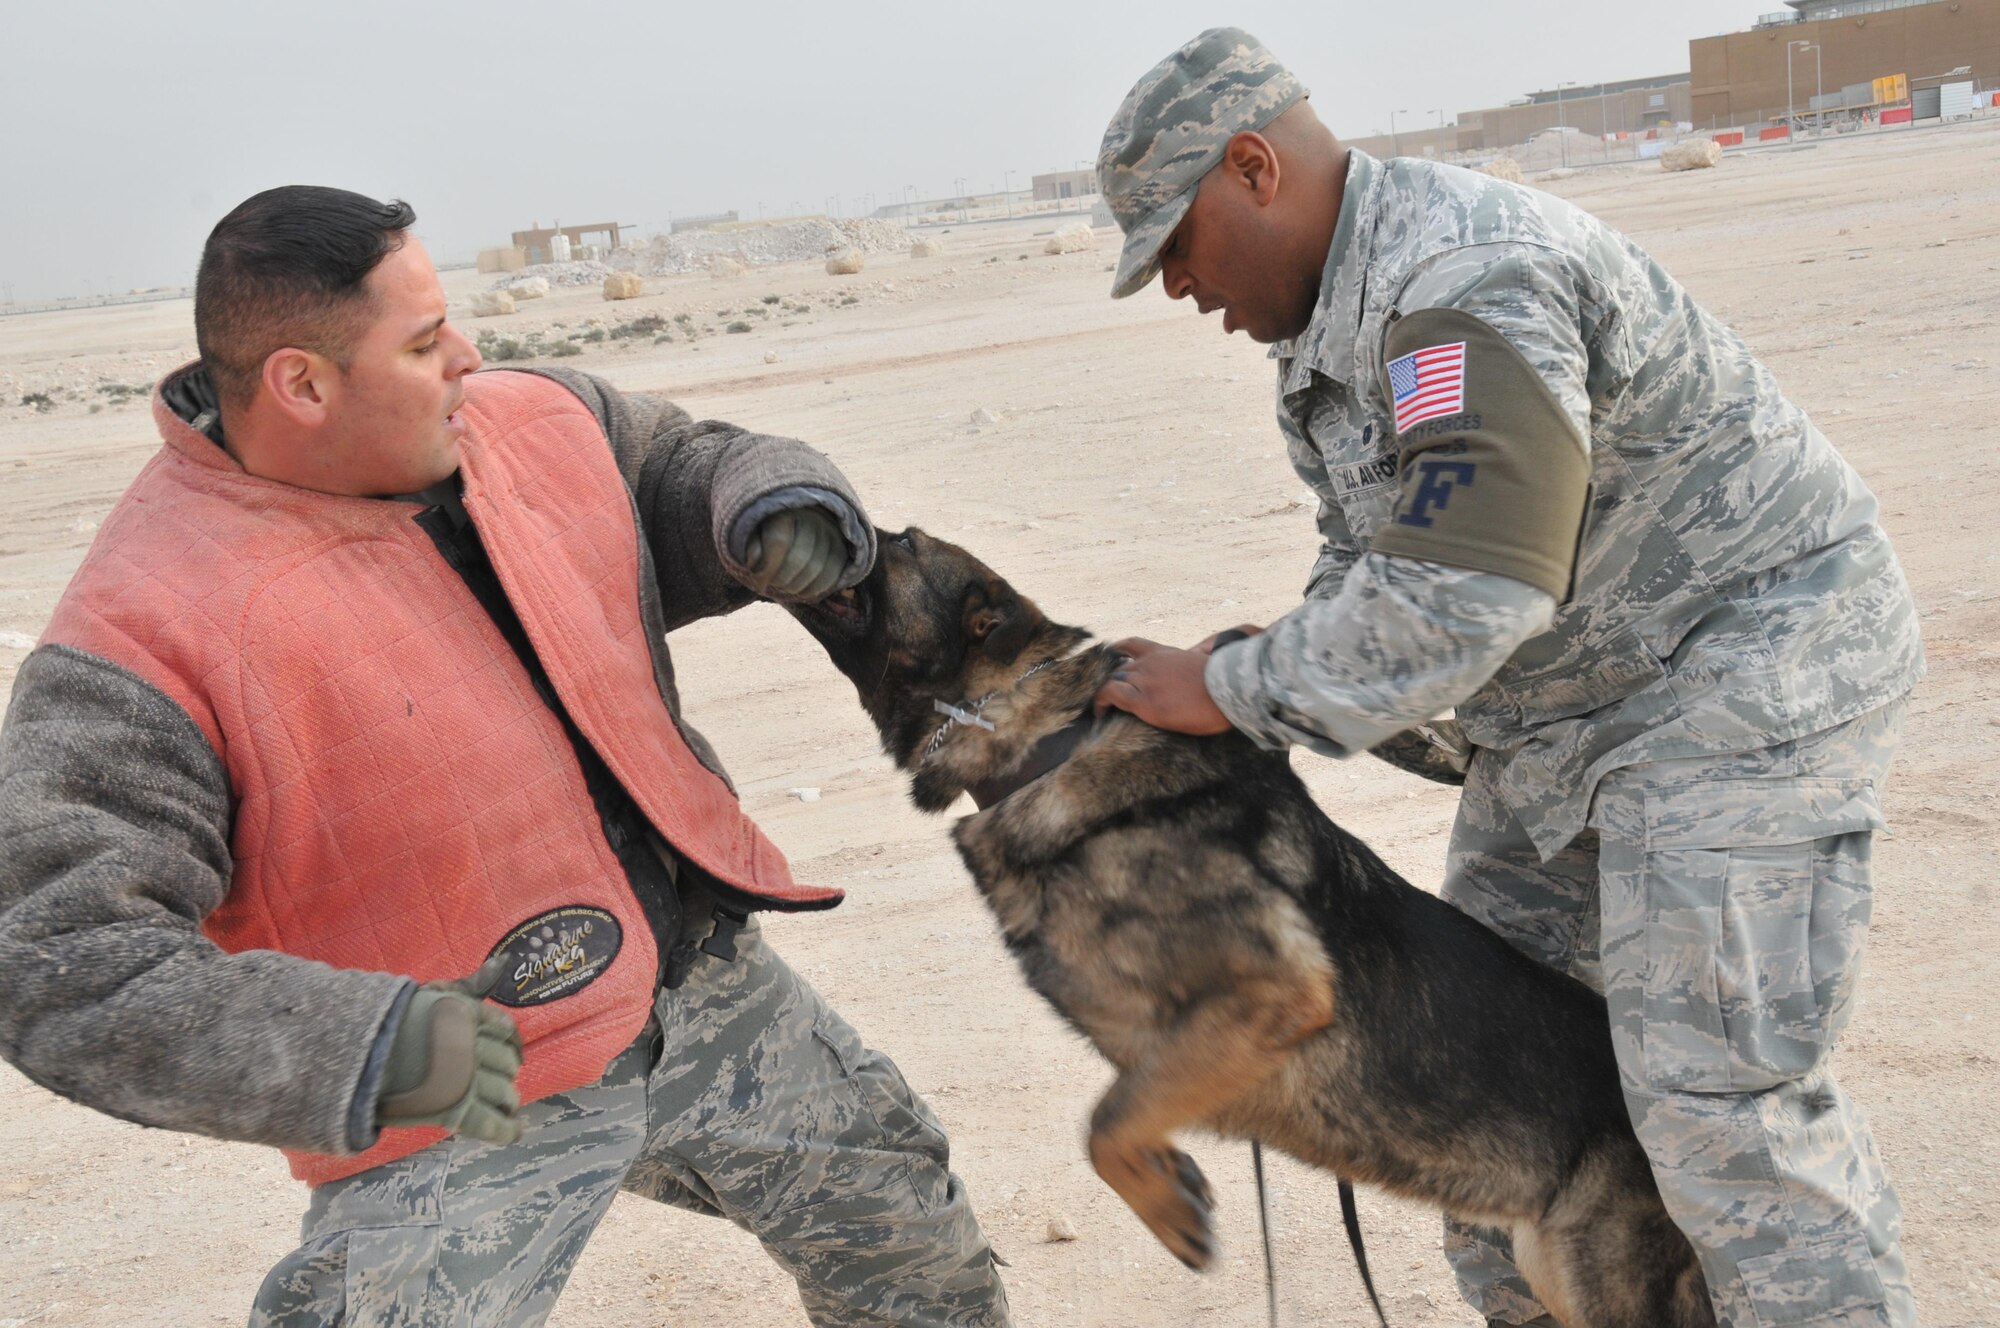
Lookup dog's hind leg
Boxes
[1523,1144,1716,1328]
[1086,972,1335,1271]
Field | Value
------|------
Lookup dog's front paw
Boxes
[1090,1134,1216,1271]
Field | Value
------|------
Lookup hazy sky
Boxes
[1,1,1771,303]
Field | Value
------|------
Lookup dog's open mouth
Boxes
[820,586,865,622]
[795,582,872,637]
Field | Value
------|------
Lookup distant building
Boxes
[1342,74,1691,159]
[668,212,740,234]
[1342,124,1472,160]
[510,221,625,265]
[1691,0,2000,126]
[1031,169,1098,202]
[1455,75,1692,151]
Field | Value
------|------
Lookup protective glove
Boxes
[741,506,849,601]
[376,956,524,1145]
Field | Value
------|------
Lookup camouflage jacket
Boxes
[1208,149,1923,858]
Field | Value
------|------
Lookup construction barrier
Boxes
[1758,126,1792,141]
[1880,107,1913,126]
[1714,131,1745,147]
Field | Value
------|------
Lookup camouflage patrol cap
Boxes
[1097,28,1307,299]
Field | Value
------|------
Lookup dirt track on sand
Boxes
[2,119,1996,1325]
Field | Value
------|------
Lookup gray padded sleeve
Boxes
[0,644,409,1154]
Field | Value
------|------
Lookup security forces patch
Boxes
[486,906,623,1007]
[1370,306,1590,603]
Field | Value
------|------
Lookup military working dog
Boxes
[790,528,1714,1328]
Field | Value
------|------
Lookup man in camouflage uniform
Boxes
[1090,30,1923,1328]
[0,187,1007,1327]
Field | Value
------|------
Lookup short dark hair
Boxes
[194,186,417,412]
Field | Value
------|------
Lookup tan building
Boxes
[1344,78,1690,159]
[1691,0,2000,126]
[509,221,625,266]
[1031,169,1097,202]
[1455,76,1693,151]
[1342,124,1471,160]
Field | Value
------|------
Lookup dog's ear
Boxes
[962,581,1040,661]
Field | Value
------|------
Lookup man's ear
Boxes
[1223,130,1281,206]
[260,347,335,429]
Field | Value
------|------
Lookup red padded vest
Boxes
[43,369,839,1184]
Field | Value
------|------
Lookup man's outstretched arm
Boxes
[526,368,876,629]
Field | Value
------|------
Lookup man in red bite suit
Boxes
[0,185,1009,1327]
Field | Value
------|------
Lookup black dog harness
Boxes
[964,711,1097,811]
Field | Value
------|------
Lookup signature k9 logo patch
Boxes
[486,906,623,1007]
[1389,342,1467,433]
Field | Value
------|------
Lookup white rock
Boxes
[970,406,1002,426]
[602,272,645,300]
[910,236,946,258]
[1044,1215,1078,1243]
[1478,156,1524,183]
[707,256,747,278]
[470,291,516,318]
[787,787,822,803]
[1043,223,1095,255]
[505,276,551,300]
[764,350,781,364]
[825,248,865,275]
[0,631,36,650]
[1661,140,1723,172]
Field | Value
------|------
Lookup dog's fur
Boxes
[790,528,1715,1328]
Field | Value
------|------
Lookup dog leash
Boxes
[1253,1141,1280,1328]
[1251,1140,1389,1328]
[1340,1176,1390,1328]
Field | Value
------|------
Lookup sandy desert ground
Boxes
[2,118,1997,1326]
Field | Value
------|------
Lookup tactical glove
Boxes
[376,956,524,1145]
[742,506,849,601]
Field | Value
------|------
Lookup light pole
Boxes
[1556,82,1578,168]
[1787,40,1811,138]
[1003,169,1015,217]
[954,176,968,224]
[1388,108,1409,157]
[1812,44,1824,134]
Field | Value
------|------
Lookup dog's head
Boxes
[788,527,1092,807]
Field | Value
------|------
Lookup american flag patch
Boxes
[1388,341,1468,434]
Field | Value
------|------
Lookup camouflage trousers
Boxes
[1439,700,1915,1328]
[251,916,1010,1327]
